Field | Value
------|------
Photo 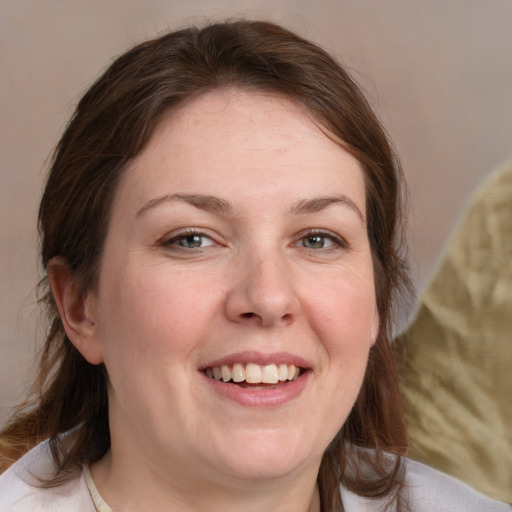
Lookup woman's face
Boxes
[86,90,378,485]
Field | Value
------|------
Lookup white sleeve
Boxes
[404,458,511,512]
[340,458,511,511]
[0,441,96,512]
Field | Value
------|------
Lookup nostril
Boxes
[241,312,256,319]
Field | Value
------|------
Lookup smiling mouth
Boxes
[203,363,302,387]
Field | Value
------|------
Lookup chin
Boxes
[207,428,323,482]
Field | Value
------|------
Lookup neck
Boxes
[91,449,322,512]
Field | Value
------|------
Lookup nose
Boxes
[225,250,301,327]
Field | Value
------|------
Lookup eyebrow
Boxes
[136,193,233,217]
[290,196,365,222]
[136,193,364,222]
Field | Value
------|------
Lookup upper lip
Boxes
[199,351,312,370]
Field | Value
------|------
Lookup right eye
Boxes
[162,231,216,250]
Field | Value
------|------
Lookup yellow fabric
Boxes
[396,161,512,503]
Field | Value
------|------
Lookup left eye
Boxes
[300,234,336,249]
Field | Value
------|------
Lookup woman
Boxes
[0,20,508,512]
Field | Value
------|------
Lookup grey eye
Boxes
[302,235,331,249]
[175,234,214,248]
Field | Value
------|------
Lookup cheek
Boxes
[96,265,222,364]
[306,271,377,350]
[304,273,376,443]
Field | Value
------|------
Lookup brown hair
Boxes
[0,20,410,510]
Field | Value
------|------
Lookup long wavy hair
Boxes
[0,20,410,511]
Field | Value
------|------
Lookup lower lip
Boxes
[201,371,310,407]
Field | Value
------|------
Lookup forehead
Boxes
[115,88,366,214]
[149,88,332,154]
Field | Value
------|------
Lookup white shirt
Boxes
[0,440,510,511]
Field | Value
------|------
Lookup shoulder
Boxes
[340,457,511,511]
[403,458,510,511]
[0,440,95,512]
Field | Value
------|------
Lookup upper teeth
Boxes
[205,363,299,384]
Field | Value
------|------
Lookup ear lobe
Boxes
[47,256,104,365]
[370,309,380,347]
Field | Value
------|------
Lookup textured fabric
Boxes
[396,161,512,503]
[1,440,510,511]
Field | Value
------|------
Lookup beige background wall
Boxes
[1,0,511,420]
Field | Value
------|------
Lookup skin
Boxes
[49,89,379,512]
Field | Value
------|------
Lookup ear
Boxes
[370,308,380,347]
[47,256,104,365]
